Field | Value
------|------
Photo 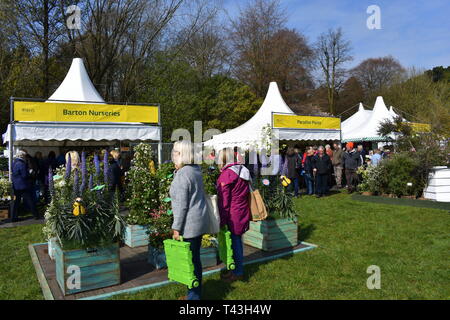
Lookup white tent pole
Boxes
[157,105,162,166]
[8,97,14,182]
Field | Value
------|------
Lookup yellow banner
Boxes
[273,114,340,130]
[409,122,431,133]
[14,101,159,123]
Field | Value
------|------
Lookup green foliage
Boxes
[147,207,173,249]
[357,165,387,195]
[155,162,175,213]
[201,163,219,195]
[125,143,160,225]
[383,153,424,197]
[0,176,11,205]
[44,163,125,250]
[256,176,299,220]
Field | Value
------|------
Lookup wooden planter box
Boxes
[124,224,150,248]
[147,245,218,269]
[200,247,218,268]
[147,245,167,269]
[0,204,10,220]
[54,242,120,295]
[244,217,298,252]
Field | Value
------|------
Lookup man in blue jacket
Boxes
[11,150,39,222]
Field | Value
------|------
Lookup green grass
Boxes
[111,192,450,300]
[0,192,448,300]
[0,224,45,299]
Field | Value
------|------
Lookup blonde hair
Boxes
[172,140,193,168]
[65,151,80,170]
[217,148,235,169]
[110,150,120,159]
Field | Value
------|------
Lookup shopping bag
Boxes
[205,194,220,234]
[248,189,268,221]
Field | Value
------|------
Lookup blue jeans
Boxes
[184,236,202,300]
[304,173,314,195]
[230,233,244,276]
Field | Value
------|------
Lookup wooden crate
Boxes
[124,224,150,248]
[0,209,9,220]
[244,217,298,252]
[54,242,120,295]
[200,247,218,268]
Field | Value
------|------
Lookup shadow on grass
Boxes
[298,223,316,242]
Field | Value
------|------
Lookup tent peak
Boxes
[372,96,388,113]
[47,58,105,104]
[358,102,364,111]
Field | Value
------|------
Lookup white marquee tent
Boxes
[2,58,162,171]
[341,96,399,143]
[204,82,341,150]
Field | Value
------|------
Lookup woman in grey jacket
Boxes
[170,140,210,300]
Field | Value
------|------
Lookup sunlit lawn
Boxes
[0,192,448,300]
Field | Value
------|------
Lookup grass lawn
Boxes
[0,192,448,300]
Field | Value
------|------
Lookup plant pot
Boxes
[124,224,150,248]
[147,245,167,269]
[243,217,298,252]
[200,247,218,268]
[48,237,58,260]
[54,241,120,295]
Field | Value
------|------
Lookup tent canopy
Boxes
[341,96,398,143]
[204,82,340,150]
[3,58,160,145]
[47,58,105,103]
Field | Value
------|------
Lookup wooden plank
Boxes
[28,244,54,300]
[124,224,150,248]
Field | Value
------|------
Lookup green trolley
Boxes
[218,226,235,270]
[163,237,200,289]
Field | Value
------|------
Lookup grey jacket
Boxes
[169,164,210,239]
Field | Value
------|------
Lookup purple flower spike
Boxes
[103,151,109,185]
[65,154,72,180]
[48,168,54,196]
[88,174,94,190]
[94,153,100,176]
[73,170,79,196]
[80,151,87,192]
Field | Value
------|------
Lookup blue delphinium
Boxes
[80,151,87,193]
[94,153,101,176]
[88,174,94,190]
[73,170,79,196]
[103,151,109,185]
[48,168,54,196]
[65,154,71,180]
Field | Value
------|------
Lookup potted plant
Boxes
[147,206,173,269]
[200,234,218,268]
[124,143,160,247]
[0,176,11,220]
[244,177,299,251]
[44,151,125,295]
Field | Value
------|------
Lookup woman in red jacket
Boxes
[216,147,251,283]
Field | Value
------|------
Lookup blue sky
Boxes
[221,0,450,71]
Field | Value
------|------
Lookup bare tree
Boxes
[315,27,352,115]
[351,56,405,95]
[2,0,66,97]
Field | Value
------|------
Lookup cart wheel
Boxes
[228,263,235,270]
[192,279,200,288]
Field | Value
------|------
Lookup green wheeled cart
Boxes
[163,237,200,289]
[218,226,235,270]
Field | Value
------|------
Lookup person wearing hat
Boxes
[343,142,362,193]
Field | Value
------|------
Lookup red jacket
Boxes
[216,163,251,236]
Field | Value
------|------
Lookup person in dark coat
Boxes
[282,147,302,197]
[303,148,315,195]
[343,142,362,193]
[11,150,39,221]
[108,150,124,199]
[312,146,332,197]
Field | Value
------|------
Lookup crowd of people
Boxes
[10,148,131,222]
[278,142,390,197]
